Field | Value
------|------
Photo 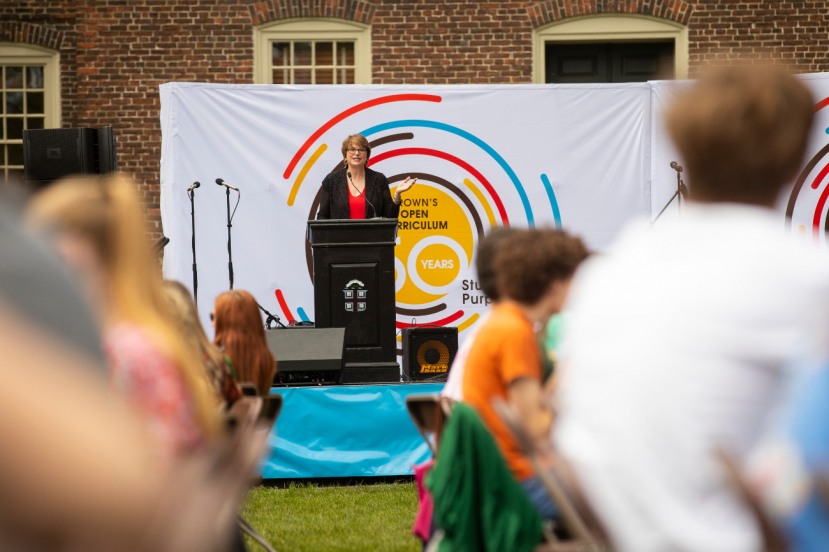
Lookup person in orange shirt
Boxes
[461,227,588,520]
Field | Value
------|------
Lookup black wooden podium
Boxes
[307,219,400,383]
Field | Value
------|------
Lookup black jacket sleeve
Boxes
[369,170,400,219]
[316,170,341,219]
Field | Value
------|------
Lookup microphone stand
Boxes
[189,187,199,306]
[652,163,688,224]
[225,186,234,290]
[256,302,286,329]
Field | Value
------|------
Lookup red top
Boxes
[348,190,366,219]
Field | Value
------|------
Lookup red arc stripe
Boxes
[283,94,442,179]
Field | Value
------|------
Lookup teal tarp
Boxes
[262,383,443,479]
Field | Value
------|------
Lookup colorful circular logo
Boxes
[273,93,562,344]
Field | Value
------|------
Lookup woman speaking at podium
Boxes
[316,133,416,219]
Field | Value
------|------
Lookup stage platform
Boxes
[262,382,444,479]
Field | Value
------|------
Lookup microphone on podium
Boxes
[186,181,200,192]
[670,161,683,173]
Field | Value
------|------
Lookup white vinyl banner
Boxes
[159,76,829,346]
[160,83,651,341]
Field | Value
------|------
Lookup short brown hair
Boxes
[494,228,589,305]
[666,65,814,206]
[341,134,371,162]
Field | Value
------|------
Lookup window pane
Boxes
[339,68,355,84]
[8,143,22,165]
[294,68,312,84]
[7,117,23,139]
[315,69,333,85]
[272,42,290,67]
[294,42,312,66]
[272,68,290,84]
[26,116,44,130]
[316,42,333,66]
[5,67,23,89]
[6,92,23,114]
[27,66,44,88]
[337,43,354,66]
[27,91,44,114]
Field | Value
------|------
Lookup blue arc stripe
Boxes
[361,120,535,224]
[540,174,562,229]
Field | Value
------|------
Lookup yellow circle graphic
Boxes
[394,185,475,304]
[415,243,460,288]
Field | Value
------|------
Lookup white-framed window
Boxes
[0,43,61,183]
[253,18,371,85]
[533,15,689,83]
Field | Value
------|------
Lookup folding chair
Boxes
[239,382,259,397]
[263,392,283,425]
[230,393,284,552]
[493,399,610,552]
[405,393,453,457]
[226,395,263,432]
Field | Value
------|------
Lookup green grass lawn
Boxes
[241,482,422,551]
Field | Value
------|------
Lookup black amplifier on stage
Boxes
[401,327,458,382]
[266,327,345,386]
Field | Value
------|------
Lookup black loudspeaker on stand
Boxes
[23,126,117,189]
[402,327,458,382]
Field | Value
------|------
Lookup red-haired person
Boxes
[212,290,276,397]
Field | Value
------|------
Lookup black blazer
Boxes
[316,167,401,219]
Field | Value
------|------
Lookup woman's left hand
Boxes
[394,177,417,203]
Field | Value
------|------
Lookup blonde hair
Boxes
[27,174,220,438]
[162,280,226,401]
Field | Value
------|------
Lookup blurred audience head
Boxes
[476,226,518,302]
[666,64,814,207]
[26,174,161,325]
[26,173,220,437]
[162,280,240,407]
[495,228,588,315]
[212,289,276,396]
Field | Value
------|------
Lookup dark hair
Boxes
[666,65,814,206]
[494,228,589,305]
[476,226,518,301]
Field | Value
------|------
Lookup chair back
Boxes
[493,399,609,550]
[406,394,453,456]
[264,392,283,424]
[226,396,263,432]
[239,382,259,397]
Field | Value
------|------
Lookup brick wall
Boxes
[3,0,829,236]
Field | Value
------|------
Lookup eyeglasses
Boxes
[347,148,366,153]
